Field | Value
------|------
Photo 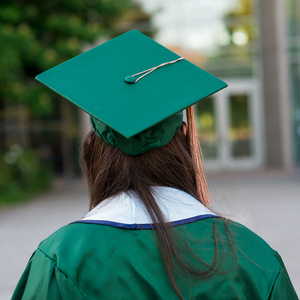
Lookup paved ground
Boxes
[1,169,299,299]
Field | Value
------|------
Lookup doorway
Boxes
[195,79,264,170]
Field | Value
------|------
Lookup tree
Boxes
[204,0,256,77]
[224,0,255,47]
[0,0,153,203]
[0,0,151,119]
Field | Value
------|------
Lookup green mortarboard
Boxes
[36,30,227,155]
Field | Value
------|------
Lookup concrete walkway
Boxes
[1,170,299,299]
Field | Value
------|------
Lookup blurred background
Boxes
[1,0,300,195]
[0,0,299,298]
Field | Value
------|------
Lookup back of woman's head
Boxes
[81,126,200,210]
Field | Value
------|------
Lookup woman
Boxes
[12,30,298,300]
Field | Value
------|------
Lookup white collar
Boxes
[80,187,216,228]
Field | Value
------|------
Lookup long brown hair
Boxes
[80,109,231,299]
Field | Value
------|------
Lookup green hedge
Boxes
[0,145,52,206]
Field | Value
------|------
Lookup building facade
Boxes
[133,0,299,171]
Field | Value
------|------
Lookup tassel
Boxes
[186,106,211,207]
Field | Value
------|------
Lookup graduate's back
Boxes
[12,206,297,300]
[12,128,298,300]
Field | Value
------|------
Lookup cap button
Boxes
[125,76,136,84]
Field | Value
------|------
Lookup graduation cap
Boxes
[36,30,227,155]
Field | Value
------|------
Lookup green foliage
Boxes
[0,145,52,206]
[206,0,256,77]
[224,0,255,43]
[0,0,152,205]
[0,0,141,117]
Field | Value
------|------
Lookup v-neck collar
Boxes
[74,186,218,229]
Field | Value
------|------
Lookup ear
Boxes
[181,122,187,136]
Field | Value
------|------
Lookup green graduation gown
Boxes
[12,187,298,300]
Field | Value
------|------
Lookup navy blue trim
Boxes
[71,214,219,230]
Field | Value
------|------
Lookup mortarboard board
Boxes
[35,30,227,155]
